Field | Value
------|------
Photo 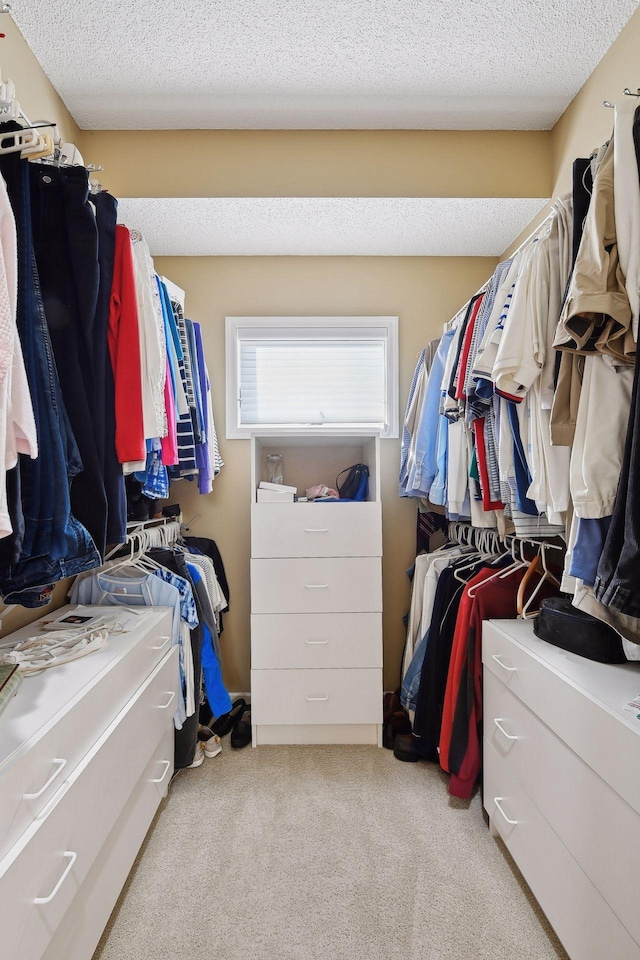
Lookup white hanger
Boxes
[0,127,41,155]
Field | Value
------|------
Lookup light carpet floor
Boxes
[93,745,568,960]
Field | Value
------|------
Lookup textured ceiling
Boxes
[10,0,640,129]
[115,197,549,257]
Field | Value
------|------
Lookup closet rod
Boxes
[445,205,557,330]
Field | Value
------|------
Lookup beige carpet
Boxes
[94,745,567,960]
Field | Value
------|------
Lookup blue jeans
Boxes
[0,139,100,606]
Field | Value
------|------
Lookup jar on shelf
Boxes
[265,453,284,484]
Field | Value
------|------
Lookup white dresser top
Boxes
[0,605,169,772]
[488,619,640,736]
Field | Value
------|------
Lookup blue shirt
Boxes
[405,328,456,499]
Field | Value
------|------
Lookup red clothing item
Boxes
[447,569,559,799]
[108,226,145,463]
[473,417,504,512]
[439,566,496,774]
[455,293,484,401]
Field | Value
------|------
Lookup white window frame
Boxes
[225,316,399,440]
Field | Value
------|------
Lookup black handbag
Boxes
[336,463,369,501]
[534,597,628,664]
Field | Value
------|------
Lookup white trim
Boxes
[225,316,399,440]
[161,276,185,309]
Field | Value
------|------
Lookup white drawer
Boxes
[41,729,174,960]
[482,621,640,817]
[484,738,640,960]
[251,558,382,614]
[251,502,382,558]
[0,647,178,960]
[484,669,640,945]
[251,613,382,669]
[0,609,173,862]
[251,668,382,725]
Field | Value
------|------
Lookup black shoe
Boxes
[230,708,252,749]
[383,711,412,749]
[211,698,246,737]
[393,733,419,762]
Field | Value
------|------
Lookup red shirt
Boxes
[108,226,145,463]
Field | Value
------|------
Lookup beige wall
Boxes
[153,255,496,691]
[81,129,552,200]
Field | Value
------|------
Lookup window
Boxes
[225,317,399,439]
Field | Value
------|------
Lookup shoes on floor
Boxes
[211,698,247,737]
[187,741,206,768]
[383,689,402,722]
[382,710,412,749]
[230,708,252,749]
[393,733,419,762]
[198,726,223,758]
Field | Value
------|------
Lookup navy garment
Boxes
[411,560,479,760]
[571,157,594,268]
[592,113,640,620]
[90,190,126,546]
[594,349,640,617]
[29,162,108,555]
[0,137,100,606]
[507,401,539,516]
[184,536,230,634]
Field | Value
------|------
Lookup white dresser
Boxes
[250,432,383,745]
[483,619,640,960]
[0,605,180,960]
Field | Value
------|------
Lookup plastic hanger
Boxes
[517,544,561,619]
[0,127,41,155]
[466,535,525,598]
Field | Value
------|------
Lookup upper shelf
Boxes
[250,432,381,503]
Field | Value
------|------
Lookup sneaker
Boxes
[201,731,223,758]
[187,741,205,768]
[198,724,223,758]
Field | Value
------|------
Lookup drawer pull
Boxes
[304,528,329,533]
[306,695,329,702]
[305,584,329,589]
[23,758,67,800]
[493,718,519,741]
[158,691,176,709]
[34,851,77,905]
[152,634,171,651]
[493,797,519,826]
[491,654,517,673]
[305,638,329,645]
[151,759,172,784]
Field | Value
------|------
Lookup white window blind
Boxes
[225,317,399,438]
[240,339,386,426]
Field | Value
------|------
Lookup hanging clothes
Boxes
[0,131,100,607]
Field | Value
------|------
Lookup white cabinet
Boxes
[250,432,383,745]
[482,619,640,960]
[0,605,180,960]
